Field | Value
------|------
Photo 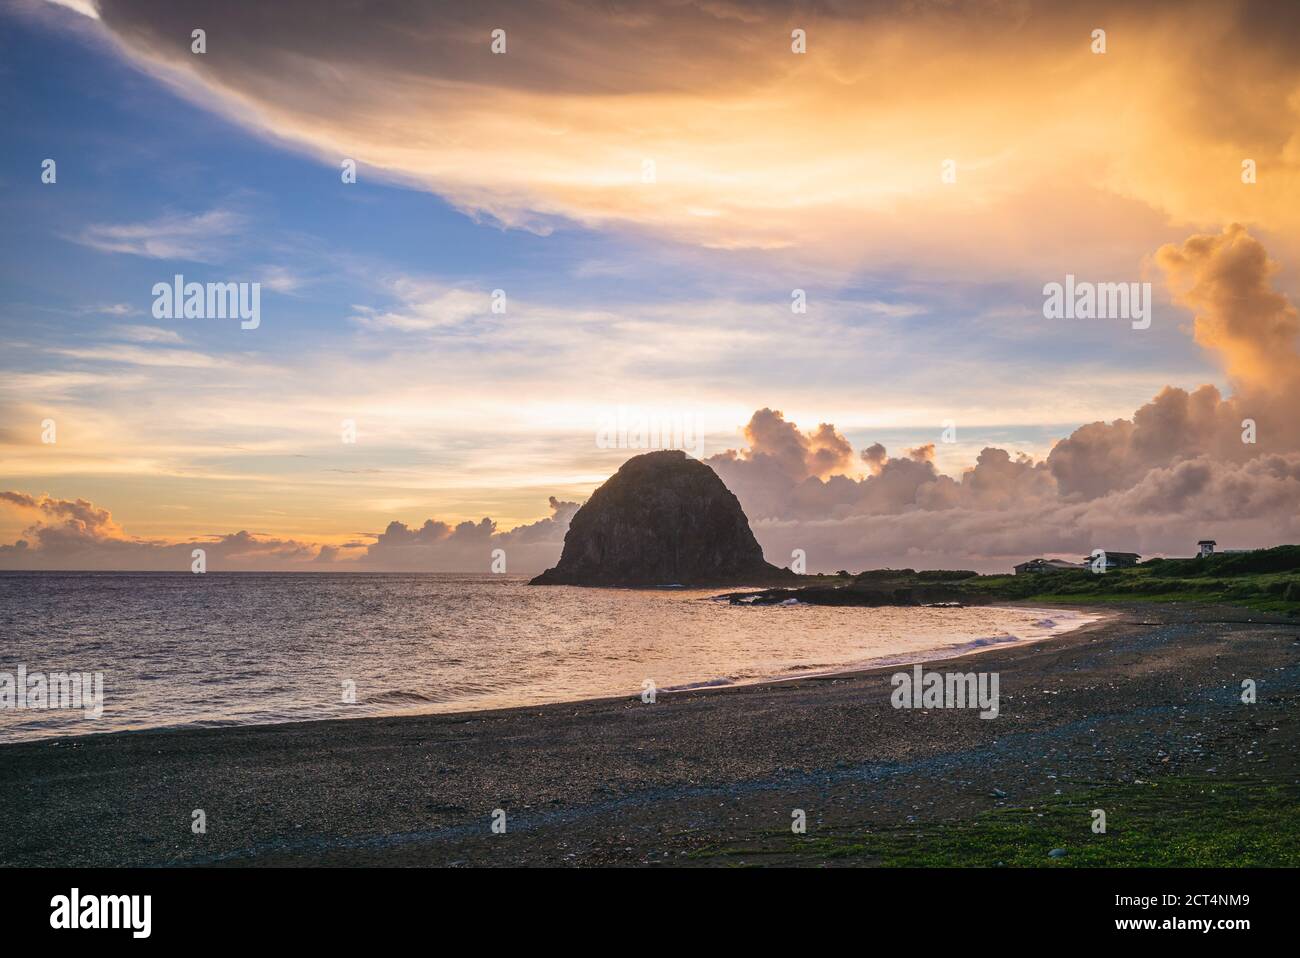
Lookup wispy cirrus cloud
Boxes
[349,279,494,333]
[85,303,137,316]
[56,0,1300,277]
[49,344,233,368]
[108,324,184,344]
[72,208,245,261]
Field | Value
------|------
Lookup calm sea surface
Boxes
[0,572,1097,742]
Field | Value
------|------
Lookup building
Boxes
[1198,539,1216,558]
[1014,558,1084,575]
[1082,551,1140,571]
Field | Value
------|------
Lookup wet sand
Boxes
[1,603,1297,867]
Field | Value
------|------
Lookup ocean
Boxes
[0,572,1096,742]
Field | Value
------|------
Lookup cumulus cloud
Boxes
[5,218,1299,573]
[0,492,320,571]
[703,408,857,518]
[0,492,124,537]
[1049,226,1300,499]
[355,497,578,571]
[0,491,579,573]
[697,226,1300,569]
[705,412,1057,525]
[1156,223,1300,395]
[744,454,1300,575]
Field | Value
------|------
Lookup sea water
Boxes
[0,572,1097,742]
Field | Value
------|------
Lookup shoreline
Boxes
[743,605,1107,689]
[2,601,1297,866]
[0,603,1103,746]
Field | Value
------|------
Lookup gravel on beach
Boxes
[2,603,1297,867]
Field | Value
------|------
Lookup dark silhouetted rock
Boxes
[530,450,794,587]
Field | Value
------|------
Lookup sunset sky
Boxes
[2,0,1299,572]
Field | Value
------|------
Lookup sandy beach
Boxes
[2,602,1298,867]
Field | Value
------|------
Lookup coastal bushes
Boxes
[1143,545,1300,579]
[955,548,1300,613]
[751,546,1300,614]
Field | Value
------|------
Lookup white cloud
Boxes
[41,0,98,19]
[109,324,183,344]
[51,345,230,368]
[349,280,493,332]
[73,209,244,261]
[260,266,304,293]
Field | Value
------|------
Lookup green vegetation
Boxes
[845,545,1300,615]
[698,775,1300,867]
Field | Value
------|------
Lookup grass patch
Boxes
[747,546,1300,614]
[698,776,1300,867]
[913,547,1300,614]
[959,546,1300,613]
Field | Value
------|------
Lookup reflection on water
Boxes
[0,572,1097,741]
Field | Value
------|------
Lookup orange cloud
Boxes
[76,0,1300,275]
[1156,224,1300,394]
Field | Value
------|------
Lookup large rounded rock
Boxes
[530,450,794,587]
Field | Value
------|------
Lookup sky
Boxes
[1,0,1299,573]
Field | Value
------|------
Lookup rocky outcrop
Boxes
[717,584,995,607]
[530,450,795,587]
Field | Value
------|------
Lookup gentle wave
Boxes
[0,574,1101,742]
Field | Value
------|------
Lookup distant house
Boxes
[1083,551,1140,571]
[1014,558,1084,575]
[1198,539,1217,558]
